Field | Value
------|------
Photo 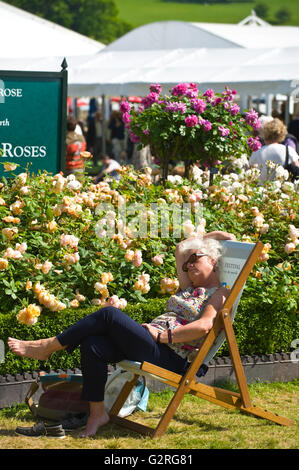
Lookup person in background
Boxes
[257,115,273,146]
[288,113,299,142]
[263,114,298,153]
[249,118,299,182]
[65,116,86,176]
[94,154,121,183]
[108,111,125,163]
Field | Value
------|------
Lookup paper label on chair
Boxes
[221,257,245,290]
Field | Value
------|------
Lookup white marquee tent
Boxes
[1,46,296,114]
[65,46,299,98]
[0,10,299,117]
[0,0,105,57]
[104,20,299,51]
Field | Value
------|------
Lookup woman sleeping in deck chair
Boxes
[8,230,236,438]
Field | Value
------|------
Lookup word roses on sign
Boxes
[0,142,47,158]
[94,199,204,240]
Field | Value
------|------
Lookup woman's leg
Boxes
[7,306,137,360]
[7,336,65,360]
[8,306,188,374]
[77,326,188,438]
[8,307,189,438]
[78,335,125,438]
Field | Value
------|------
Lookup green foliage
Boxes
[162,0,250,3]
[125,84,259,172]
[113,0,299,29]
[5,0,133,44]
[254,2,269,19]
[273,7,291,24]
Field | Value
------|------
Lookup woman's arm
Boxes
[175,231,236,290]
[143,286,230,344]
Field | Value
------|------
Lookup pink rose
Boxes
[284,243,296,254]
[122,112,131,124]
[229,104,240,116]
[191,99,206,114]
[218,126,230,137]
[248,136,262,152]
[106,295,121,308]
[171,83,189,96]
[203,89,215,99]
[200,119,212,131]
[129,132,140,143]
[150,83,162,94]
[152,255,164,266]
[185,115,198,127]
[133,250,143,267]
[120,101,130,113]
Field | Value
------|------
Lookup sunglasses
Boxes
[182,253,207,272]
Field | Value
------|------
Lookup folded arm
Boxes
[143,286,230,344]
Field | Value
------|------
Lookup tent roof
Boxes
[192,22,299,49]
[1,46,297,97]
[105,20,299,51]
[66,47,299,97]
[0,1,105,57]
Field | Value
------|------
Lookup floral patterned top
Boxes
[150,286,217,361]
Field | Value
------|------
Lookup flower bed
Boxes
[0,154,298,372]
[0,159,298,323]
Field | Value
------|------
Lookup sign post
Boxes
[0,59,68,177]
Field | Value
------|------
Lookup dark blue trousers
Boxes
[56,306,189,402]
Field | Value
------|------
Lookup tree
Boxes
[4,0,132,44]
[274,7,291,25]
[254,2,269,20]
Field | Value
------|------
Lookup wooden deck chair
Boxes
[109,241,294,437]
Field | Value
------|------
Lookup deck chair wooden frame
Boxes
[109,241,293,437]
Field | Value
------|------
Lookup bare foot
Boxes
[79,410,110,438]
[7,337,62,361]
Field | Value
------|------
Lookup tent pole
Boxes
[101,94,106,155]
[284,95,290,126]
[266,94,273,116]
[240,95,247,113]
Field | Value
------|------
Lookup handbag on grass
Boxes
[25,369,149,422]
[25,372,89,422]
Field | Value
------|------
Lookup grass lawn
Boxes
[0,379,298,449]
[114,0,299,28]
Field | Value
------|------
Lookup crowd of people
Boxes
[65,106,156,181]
[65,100,299,183]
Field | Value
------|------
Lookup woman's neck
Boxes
[192,275,221,289]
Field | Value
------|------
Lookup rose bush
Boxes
[0,157,298,328]
[120,83,262,179]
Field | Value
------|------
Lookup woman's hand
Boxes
[142,323,161,342]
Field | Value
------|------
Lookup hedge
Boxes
[1,294,298,376]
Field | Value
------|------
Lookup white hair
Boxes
[180,237,224,265]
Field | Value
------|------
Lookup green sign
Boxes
[0,63,67,178]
